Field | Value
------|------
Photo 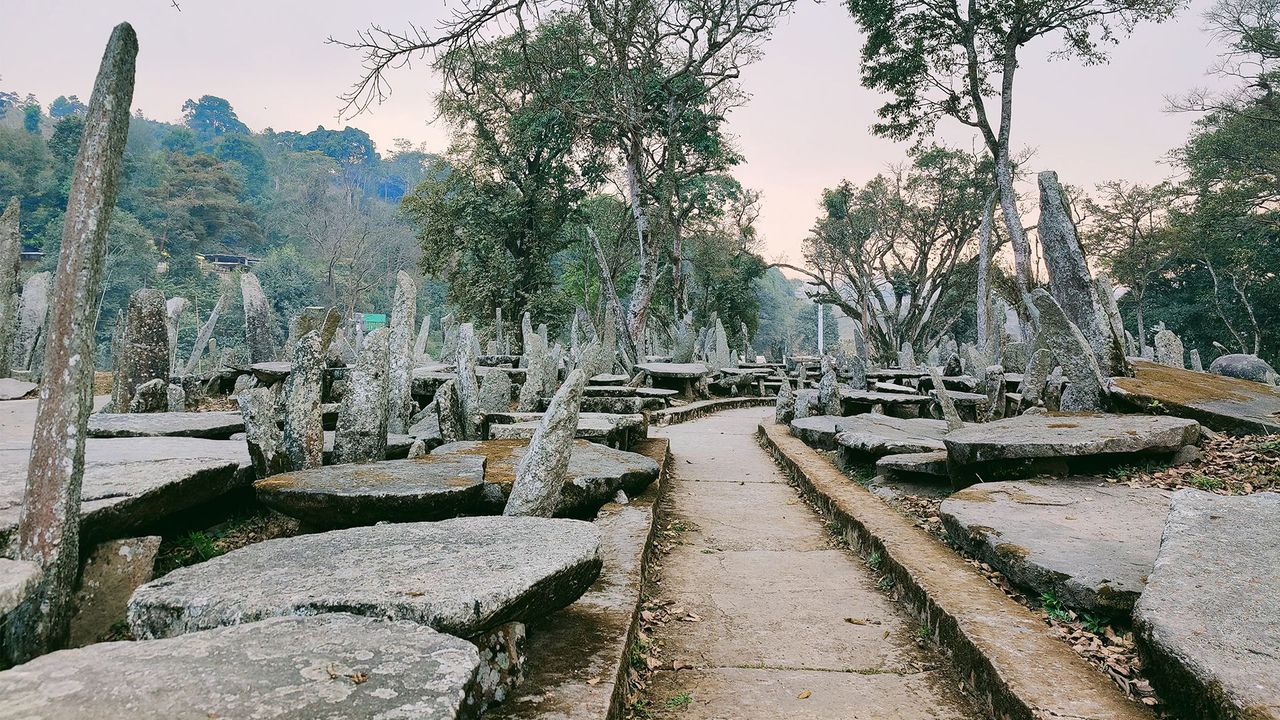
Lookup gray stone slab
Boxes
[788,415,855,450]
[432,438,659,516]
[249,361,293,383]
[835,415,950,461]
[940,480,1172,613]
[88,411,244,439]
[1111,359,1280,434]
[0,437,249,547]
[0,613,481,720]
[486,412,645,450]
[128,516,602,640]
[1135,490,1280,720]
[875,450,950,481]
[0,558,40,616]
[321,430,413,461]
[944,413,1200,467]
[0,378,36,401]
[255,454,488,528]
[635,362,709,378]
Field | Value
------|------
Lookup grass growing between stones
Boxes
[154,507,299,575]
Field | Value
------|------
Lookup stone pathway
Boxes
[643,408,980,719]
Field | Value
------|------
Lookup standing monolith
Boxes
[775,374,796,424]
[1021,348,1054,408]
[413,313,432,363]
[164,297,187,376]
[455,322,482,438]
[1038,171,1127,377]
[929,366,963,430]
[504,369,587,517]
[239,387,289,478]
[5,22,137,664]
[898,343,916,370]
[184,290,227,375]
[387,271,416,434]
[282,331,324,470]
[240,272,274,363]
[11,272,51,373]
[333,327,390,464]
[1027,289,1107,412]
[111,289,169,413]
[478,368,512,413]
[1190,349,1203,373]
[981,364,1006,421]
[0,198,21,377]
[1154,330,1185,369]
[817,355,841,416]
[517,332,549,412]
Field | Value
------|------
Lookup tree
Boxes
[776,147,992,361]
[182,95,250,140]
[146,152,261,279]
[334,0,796,353]
[844,0,1183,298]
[48,95,87,119]
[1084,180,1177,348]
[22,104,41,135]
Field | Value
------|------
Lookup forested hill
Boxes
[0,92,444,359]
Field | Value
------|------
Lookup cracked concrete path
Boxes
[641,407,981,719]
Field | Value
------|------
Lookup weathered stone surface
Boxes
[238,387,289,477]
[434,438,659,517]
[981,364,1006,421]
[817,355,841,416]
[941,480,1171,613]
[874,451,949,481]
[837,388,934,416]
[478,366,513,413]
[1112,359,1280,434]
[127,378,168,413]
[835,415,950,461]
[69,536,160,647]
[0,614,482,720]
[1189,348,1203,372]
[0,559,40,617]
[256,454,486,528]
[240,271,275,363]
[944,413,1200,468]
[10,271,49,373]
[505,369,587,517]
[333,327,390,464]
[775,375,796,424]
[1027,288,1108,412]
[471,621,526,710]
[281,331,324,470]
[455,323,483,436]
[516,332,549,412]
[1038,171,1125,377]
[0,378,36,401]
[5,25,137,664]
[388,271,416,434]
[0,198,21,378]
[788,415,856,451]
[0,436,248,549]
[486,412,645,450]
[929,367,963,430]
[1153,330,1185,369]
[88,411,243,439]
[128,516,602,640]
[898,342,916,370]
[635,362,709,378]
[414,312,433,363]
[1134,490,1280,720]
[114,288,169,413]
[1209,352,1278,385]
[1021,347,1054,407]
[164,296,187,375]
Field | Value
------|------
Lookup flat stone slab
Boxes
[1135,490,1280,720]
[0,437,250,548]
[589,373,630,385]
[875,450,949,480]
[839,388,934,406]
[635,362,709,378]
[835,415,950,461]
[0,378,37,401]
[128,516,602,640]
[1112,359,1280,434]
[486,412,645,450]
[432,438,659,516]
[866,368,929,380]
[940,480,1172,613]
[88,411,245,439]
[944,413,1201,467]
[788,415,857,450]
[321,431,413,461]
[0,613,481,720]
[255,455,488,528]
[249,361,293,383]
[872,381,918,394]
[0,558,40,616]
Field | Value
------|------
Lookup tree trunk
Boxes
[975,189,998,357]
[6,23,136,664]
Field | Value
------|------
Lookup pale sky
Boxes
[1,0,1226,263]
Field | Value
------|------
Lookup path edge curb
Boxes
[651,397,774,426]
[757,420,1154,720]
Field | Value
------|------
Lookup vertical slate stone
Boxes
[240,272,275,363]
[333,327,390,464]
[6,23,137,664]
[1027,289,1107,412]
[504,369,587,517]
[455,322,482,439]
[282,331,325,470]
[387,271,416,434]
[0,198,21,377]
[184,290,227,376]
[113,289,169,413]
[11,272,51,373]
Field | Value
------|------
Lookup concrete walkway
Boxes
[643,408,980,719]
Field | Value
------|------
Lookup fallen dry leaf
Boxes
[797,690,812,700]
